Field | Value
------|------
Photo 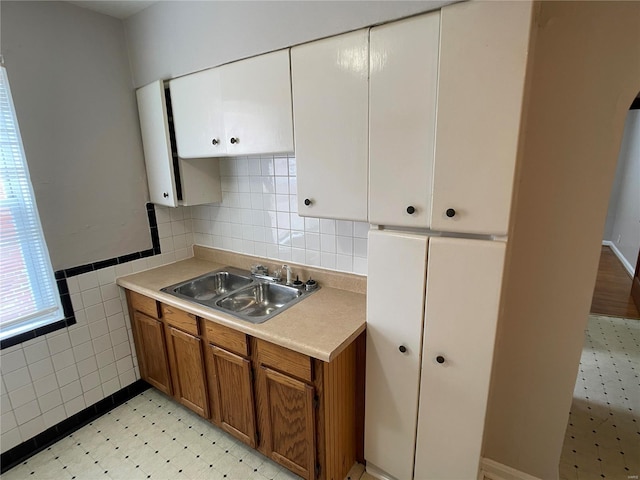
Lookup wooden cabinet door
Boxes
[414,237,505,479]
[208,345,257,447]
[364,230,428,480]
[136,81,178,207]
[369,12,440,228]
[220,50,294,156]
[260,366,316,480]
[133,311,172,395]
[167,326,210,418]
[169,68,226,158]
[291,29,369,221]
[430,1,532,235]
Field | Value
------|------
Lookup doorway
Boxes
[559,101,640,479]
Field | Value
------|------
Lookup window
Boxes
[0,65,63,341]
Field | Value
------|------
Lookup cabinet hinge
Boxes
[313,395,319,409]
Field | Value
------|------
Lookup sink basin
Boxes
[161,266,318,324]
[161,268,253,304]
[216,283,303,320]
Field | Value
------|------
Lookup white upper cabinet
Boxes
[414,237,505,479]
[169,50,294,159]
[170,68,225,158]
[136,80,222,208]
[430,1,531,235]
[369,12,440,228]
[136,81,179,207]
[292,29,369,221]
[221,50,294,156]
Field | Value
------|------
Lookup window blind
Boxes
[0,65,63,341]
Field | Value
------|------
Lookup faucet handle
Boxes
[272,268,283,282]
[251,264,268,275]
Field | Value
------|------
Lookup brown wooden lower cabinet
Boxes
[132,311,172,396]
[125,290,364,480]
[166,326,209,418]
[207,344,257,447]
[253,337,363,480]
[259,366,316,479]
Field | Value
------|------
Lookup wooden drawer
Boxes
[161,304,199,336]
[204,321,248,357]
[129,290,159,319]
[255,339,312,383]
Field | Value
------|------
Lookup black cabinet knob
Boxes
[304,198,312,206]
[445,208,456,218]
[163,192,169,198]
[212,138,218,145]
[406,206,416,215]
[398,345,407,354]
[230,137,238,144]
[436,355,445,364]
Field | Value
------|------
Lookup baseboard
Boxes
[0,380,150,474]
[479,458,543,480]
[601,241,634,276]
[365,462,398,480]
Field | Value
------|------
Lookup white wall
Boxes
[482,2,640,477]
[1,1,150,271]
[604,109,640,272]
[124,0,455,88]
[0,0,160,454]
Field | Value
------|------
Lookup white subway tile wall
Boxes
[0,214,193,454]
[191,155,369,275]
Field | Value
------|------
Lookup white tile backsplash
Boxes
[0,350,27,374]
[27,358,54,381]
[191,155,368,275]
[9,384,36,409]
[38,389,62,413]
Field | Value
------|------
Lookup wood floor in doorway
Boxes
[590,246,639,320]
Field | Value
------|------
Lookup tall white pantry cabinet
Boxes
[364,2,532,480]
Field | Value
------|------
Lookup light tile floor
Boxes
[4,314,637,480]
[1,389,301,480]
[560,315,639,480]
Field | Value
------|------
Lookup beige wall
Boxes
[1,1,150,271]
[483,2,640,477]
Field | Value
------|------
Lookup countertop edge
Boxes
[117,272,366,363]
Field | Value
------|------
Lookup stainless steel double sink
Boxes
[160,267,318,324]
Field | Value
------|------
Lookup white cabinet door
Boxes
[292,29,369,221]
[221,49,294,156]
[430,1,532,235]
[365,230,428,480]
[179,157,222,206]
[136,81,178,207]
[414,237,505,479]
[170,68,226,158]
[369,12,440,228]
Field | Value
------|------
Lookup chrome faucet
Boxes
[281,264,293,285]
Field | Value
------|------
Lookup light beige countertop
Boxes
[116,248,366,362]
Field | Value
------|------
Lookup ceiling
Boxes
[68,1,156,19]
